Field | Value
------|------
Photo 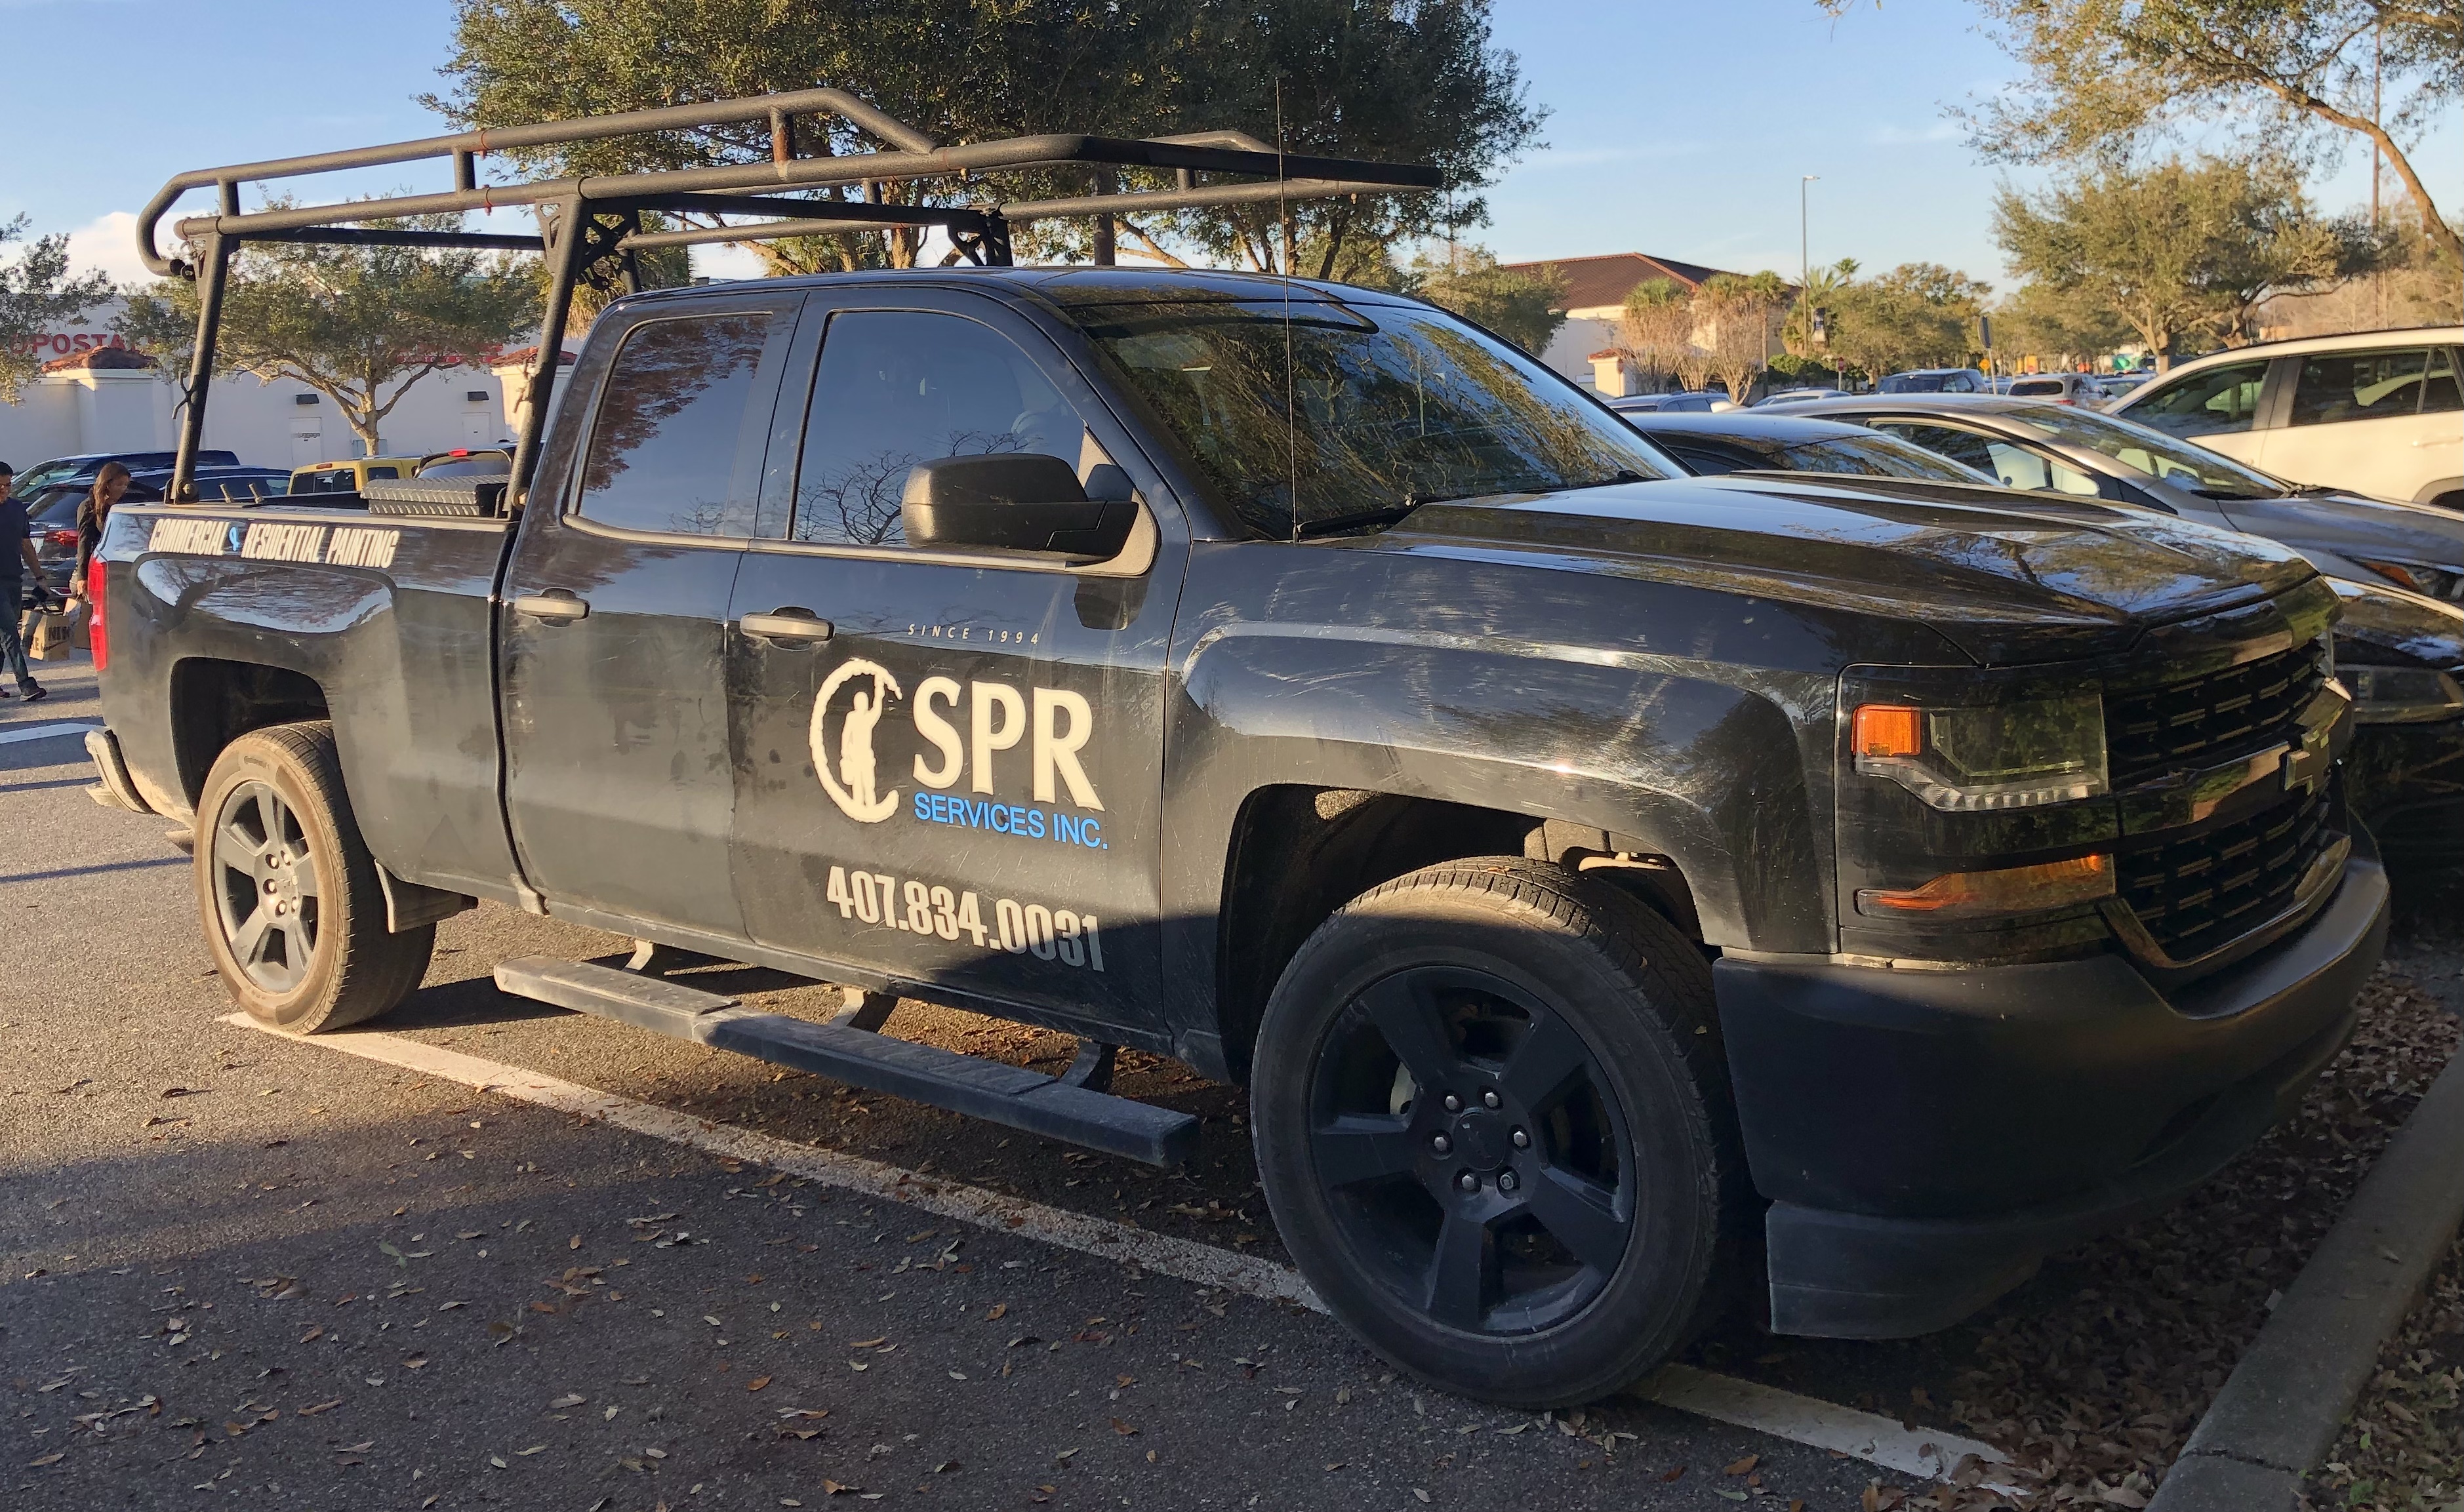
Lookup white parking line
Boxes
[0,720,102,747]
[229,1012,2015,1488]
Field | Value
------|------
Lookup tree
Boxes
[1993,157,2364,366]
[1825,263,1990,382]
[1699,270,1790,403]
[1615,279,1697,392]
[1994,280,2136,370]
[1783,257,1856,357]
[1411,248,1569,355]
[0,217,113,403]
[121,217,538,457]
[431,0,1545,279]
[1956,0,2464,270]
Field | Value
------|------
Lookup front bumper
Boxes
[1714,837,2390,1338]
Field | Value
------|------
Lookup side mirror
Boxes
[900,453,1138,560]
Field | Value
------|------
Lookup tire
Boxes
[1250,858,1743,1407]
[194,721,434,1033]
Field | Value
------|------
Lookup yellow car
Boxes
[287,456,424,496]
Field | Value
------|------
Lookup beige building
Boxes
[1501,252,1745,395]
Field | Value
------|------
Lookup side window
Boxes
[2287,349,2434,426]
[2131,361,2270,437]
[788,309,1091,548]
[2426,348,2463,414]
[366,465,400,481]
[1661,441,1743,475]
[575,308,793,537]
[1874,422,1998,475]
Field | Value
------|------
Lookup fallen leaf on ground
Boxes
[1109,1418,1138,1436]
[748,1377,771,1392]
[298,1400,342,1416]
[1725,1455,1759,1476]
[548,1394,585,1410]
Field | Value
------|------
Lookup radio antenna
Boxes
[1278,77,1298,543]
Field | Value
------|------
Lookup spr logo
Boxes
[806,654,1105,826]
[810,660,904,824]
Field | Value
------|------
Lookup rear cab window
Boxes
[1871,422,2099,496]
[575,306,799,538]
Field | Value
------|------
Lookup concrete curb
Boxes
[2147,1043,2464,1512]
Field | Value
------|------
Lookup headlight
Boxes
[1851,694,2109,810]
[2343,666,2464,725]
[2359,561,2464,602]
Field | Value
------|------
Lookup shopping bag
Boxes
[65,597,91,651]
[28,610,72,660]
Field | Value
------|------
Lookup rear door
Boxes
[721,288,1185,1031]
[2261,344,2463,500]
[500,289,803,938]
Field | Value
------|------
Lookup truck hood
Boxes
[1393,475,2318,665]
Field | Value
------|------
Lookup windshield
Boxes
[1781,433,1995,483]
[9,461,87,499]
[1880,372,1968,393]
[2011,405,2284,497]
[1074,297,1676,536]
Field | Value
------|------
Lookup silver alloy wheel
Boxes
[210,779,323,993]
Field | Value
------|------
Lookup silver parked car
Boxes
[2002,372,2109,405]
[1773,393,2464,607]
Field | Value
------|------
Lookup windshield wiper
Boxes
[1293,502,1430,539]
[2189,487,2272,501]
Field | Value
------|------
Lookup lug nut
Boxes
[1482,1089,1502,1109]
[1430,1134,1451,1155]
[1457,1172,1480,1194]
[1442,1094,1462,1113]
[1497,1170,1519,1193]
[1511,1128,1529,1149]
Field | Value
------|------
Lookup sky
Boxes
[1,0,2455,296]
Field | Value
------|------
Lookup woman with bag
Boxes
[71,462,132,596]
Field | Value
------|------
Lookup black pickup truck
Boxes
[91,96,2387,1408]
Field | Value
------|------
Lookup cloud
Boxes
[66,212,158,287]
[1866,121,1961,146]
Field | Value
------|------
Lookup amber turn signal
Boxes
[1852,704,1925,759]
[1855,853,2114,921]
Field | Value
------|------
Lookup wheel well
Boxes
[170,659,331,805]
[2425,487,2463,515]
[1213,788,1703,1082]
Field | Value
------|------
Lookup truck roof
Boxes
[619,265,1426,310]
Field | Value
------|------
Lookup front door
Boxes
[500,290,804,938]
[723,292,1184,1032]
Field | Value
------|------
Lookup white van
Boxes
[2111,327,2462,510]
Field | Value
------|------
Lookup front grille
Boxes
[2107,641,2326,786]
[2116,786,2333,963]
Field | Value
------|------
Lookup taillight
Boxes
[45,528,77,547]
[87,557,107,672]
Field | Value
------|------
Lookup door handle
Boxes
[739,609,834,643]
[514,589,590,622]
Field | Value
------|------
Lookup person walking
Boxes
[0,461,47,702]
[71,461,131,599]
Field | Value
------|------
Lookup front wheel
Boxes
[195,722,433,1033]
[1250,858,1742,1407]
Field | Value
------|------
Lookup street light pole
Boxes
[1800,174,1818,379]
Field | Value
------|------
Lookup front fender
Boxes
[1161,621,1834,955]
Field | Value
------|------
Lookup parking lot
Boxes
[7,658,2459,1511]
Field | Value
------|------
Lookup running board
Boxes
[491,957,1198,1166]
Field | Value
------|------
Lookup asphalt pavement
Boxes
[1,656,1894,1511]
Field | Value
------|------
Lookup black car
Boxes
[1615,410,1998,485]
[1625,406,2464,862]
[7,449,239,502]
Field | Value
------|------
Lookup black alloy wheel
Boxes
[1308,965,1634,1336]
[211,779,323,995]
[193,723,434,1033]
[1251,858,1741,1407]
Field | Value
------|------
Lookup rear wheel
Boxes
[1251,858,1741,1407]
[195,723,433,1033]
